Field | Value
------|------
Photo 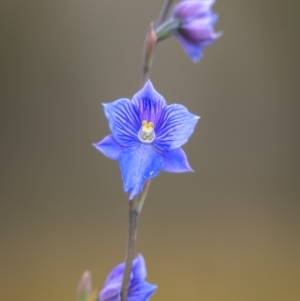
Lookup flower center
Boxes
[138,120,155,143]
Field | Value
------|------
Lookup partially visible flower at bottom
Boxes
[94,80,199,199]
[99,254,157,301]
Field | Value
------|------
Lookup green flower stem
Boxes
[120,180,151,301]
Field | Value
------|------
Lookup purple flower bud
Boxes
[173,0,222,62]
[99,254,157,301]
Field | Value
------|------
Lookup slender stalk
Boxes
[120,180,151,301]
[155,0,175,29]
[120,200,139,301]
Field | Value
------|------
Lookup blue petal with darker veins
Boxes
[103,98,140,147]
[132,80,167,125]
[93,135,123,160]
[155,104,199,151]
[163,147,193,172]
[119,144,165,199]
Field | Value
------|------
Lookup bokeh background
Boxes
[1,1,300,300]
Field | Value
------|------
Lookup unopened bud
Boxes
[77,271,92,301]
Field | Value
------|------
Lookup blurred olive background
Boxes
[1,1,300,301]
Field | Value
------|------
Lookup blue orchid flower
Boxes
[94,80,199,199]
[99,254,157,301]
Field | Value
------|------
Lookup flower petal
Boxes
[100,262,125,301]
[163,148,193,172]
[119,144,165,199]
[132,254,147,280]
[99,255,156,301]
[181,15,220,41]
[173,0,215,20]
[103,99,140,147]
[132,80,167,126]
[176,14,221,63]
[102,262,125,288]
[93,135,123,160]
[100,282,121,301]
[175,34,204,62]
[155,104,199,151]
[128,280,157,301]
